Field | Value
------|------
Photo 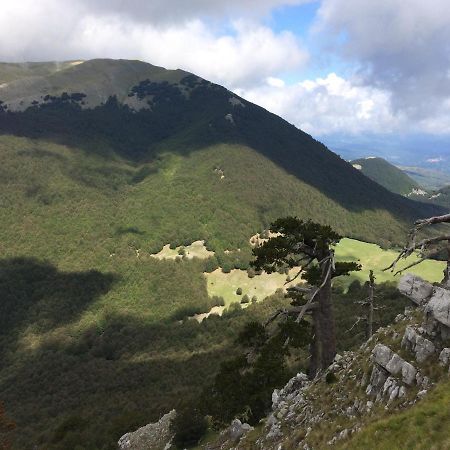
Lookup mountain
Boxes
[350,156,423,196]
[0,59,445,449]
[397,165,450,191]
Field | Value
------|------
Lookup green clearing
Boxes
[151,240,215,260]
[335,238,445,286]
[205,267,300,306]
[202,238,444,307]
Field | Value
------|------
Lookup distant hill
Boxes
[350,157,422,196]
[397,165,450,191]
[0,59,445,449]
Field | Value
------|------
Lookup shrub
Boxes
[240,294,250,304]
[171,408,207,449]
[325,372,338,384]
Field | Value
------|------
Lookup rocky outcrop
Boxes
[401,326,436,363]
[398,274,433,305]
[371,343,417,385]
[439,348,450,370]
[118,410,175,450]
[425,286,450,328]
[399,275,450,341]
[205,419,253,450]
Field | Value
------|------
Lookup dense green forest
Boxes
[350,157,421,196]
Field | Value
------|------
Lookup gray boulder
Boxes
[398,274,433,305]
[372,344,417,385]
[118,410,175,450]
[439,348,450,367]
[426,287,450,328]
[401,326,436,363]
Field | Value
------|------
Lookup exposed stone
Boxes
[228,419,253,442]
[398,274,433,305]
[372,344,394,368]
[425,287,450,328]
[118,410,175,450]
[372,344,417,385]
[439,348,450,366]
[402,326,436,363]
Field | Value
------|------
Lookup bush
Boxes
[211,296,225,307]
[236,288,243,295]
[240,294,250,304]
[325,372,338,384]
[172,408,207,449]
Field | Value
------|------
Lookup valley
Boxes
[0,59,448,450]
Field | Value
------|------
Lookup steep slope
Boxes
[196,274,450,450]
[351,157,423,196]
[0,60,442,243]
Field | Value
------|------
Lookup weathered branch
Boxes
[415,213,450,228]
[384,235,450,272]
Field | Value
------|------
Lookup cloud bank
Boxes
[0,0,449,140]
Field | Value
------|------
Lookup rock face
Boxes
[425,287,450,328]
[398,274,433,305]
[204,419,253,450]
[371,343,417,385]
[402,326,436,363]
[118,410,175,450]
[399,275,450,341]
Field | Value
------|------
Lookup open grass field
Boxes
[205,267,300,306]
[202,238,445,307]
[335,238,445,286]
[151,240,214,260]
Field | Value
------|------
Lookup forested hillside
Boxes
[0,59,445,449]
[350,157,422,196]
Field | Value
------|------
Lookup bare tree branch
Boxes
[415,213,450,228]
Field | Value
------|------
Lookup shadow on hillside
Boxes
[0,85,445,220]
[0,309,235,449]
[0,257,117,358]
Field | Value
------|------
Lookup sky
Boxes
[0,0,449,167]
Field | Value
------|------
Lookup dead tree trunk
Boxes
[367,270,375,339]
[317,272,336,370]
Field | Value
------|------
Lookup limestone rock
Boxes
[439,348,450,367]
[372,344,417,385]
[118,410,175,450]
[398,274,433,305]
[401,326,436,363]
[425,287,450,328]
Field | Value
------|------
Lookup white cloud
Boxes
[236,73,402,135]
[0,1,308,88]
[76,0,310,24]
[316,0,450,119]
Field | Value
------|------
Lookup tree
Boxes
[385,212,450,285]
[347,270,378,340]
[251,217,360,377]
[201,319,309,425]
